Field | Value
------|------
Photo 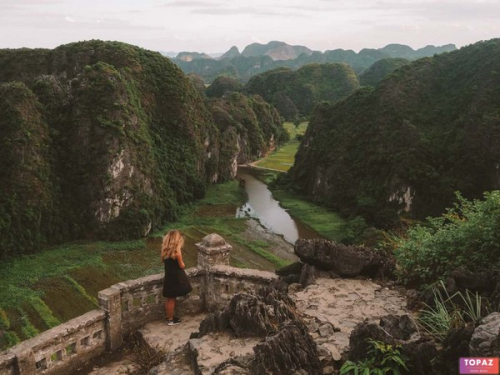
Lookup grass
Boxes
[0,179,285,350]
[273,189,346,242]
[418,281,490,342]
[255,122,307,171]
[232,236,291,269]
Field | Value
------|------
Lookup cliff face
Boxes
[0,41,226,256]
[288,39,500,227]
[208,92,289,180]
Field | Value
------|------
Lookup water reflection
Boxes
[236,168,320,244]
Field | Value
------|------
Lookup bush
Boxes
[340,339,409,375]
[395,191,500,285]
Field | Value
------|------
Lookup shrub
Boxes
[395,191,500,285]
[340,339,409,375]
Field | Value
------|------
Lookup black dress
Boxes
[162,258,192,298]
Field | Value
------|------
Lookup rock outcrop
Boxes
[250,321,322,375]
[294,238,384,277]
[151,287,321,375]
[469,312,500,357]
[348,318,437,375]
[197,288,297,338]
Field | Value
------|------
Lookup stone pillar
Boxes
[196,233,232,269]
[98,287,123,351]
[196,234,232,311]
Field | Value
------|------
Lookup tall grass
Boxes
[418,281,489,342]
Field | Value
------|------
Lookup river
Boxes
[235,167,320,244]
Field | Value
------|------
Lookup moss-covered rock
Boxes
[0,41,224,256]
[0,40,289,257]
[0,82,54,257]
[208,92,289,175]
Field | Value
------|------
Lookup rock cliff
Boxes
[0,41,286,257]
[288,38,500,227]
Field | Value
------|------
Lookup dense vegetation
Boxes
[0,180,286,350]
[395,191,500,285]
[245,64,360,120]
[207,92,289,181]
[172,42,456,83]
[206,76,243,98]
[359,58,409,87]
[287,39,500,227]
[0,41,287,258]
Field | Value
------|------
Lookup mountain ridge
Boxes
[172,41,456,82]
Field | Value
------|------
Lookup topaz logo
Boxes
[460,357,499,374]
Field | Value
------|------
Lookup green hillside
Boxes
[287,39,500,227]
[359,58,410,87]
[245,63,360,120]
[0,41,287,258]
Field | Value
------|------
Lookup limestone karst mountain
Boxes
[0,40,287,257]
[287,39,500,227]
[359,57,410,87]
[241,41,313,61]
[219,46,241,60]
[172,41,456,83]
[245,63,360,120]
[176,51,212,61]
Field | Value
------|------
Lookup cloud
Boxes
[65,16,75,23]
[163,0,225,7]
[191,5,300,17]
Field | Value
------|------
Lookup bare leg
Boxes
[165,298,176,320]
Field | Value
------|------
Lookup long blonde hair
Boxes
[161,230,184,260]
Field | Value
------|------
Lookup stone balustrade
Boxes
[0,233,278,375]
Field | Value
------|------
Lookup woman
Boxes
[161,229,192,326]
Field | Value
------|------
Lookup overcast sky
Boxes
[1,0,499,54]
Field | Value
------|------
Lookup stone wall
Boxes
[0,233,277,375]
[207,265,278,310]
[0,310,106,375]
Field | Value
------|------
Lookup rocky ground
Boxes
[290,278,408,363]
[139,277,406,375]
[80,276,408,374]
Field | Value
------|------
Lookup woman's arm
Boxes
[177,252,186,269]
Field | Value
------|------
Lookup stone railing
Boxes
[0,233,278,375]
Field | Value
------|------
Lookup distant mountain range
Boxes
[168,41,456,83]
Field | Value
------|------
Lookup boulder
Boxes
[275,261,304,277]
[435,323,475,375]
[380,314,417,340]
[294,239,382,277]
[348,318,437,375]
[348,322,395,361]
[250,321,323,375]
[450,267,495,292]
[198,288,297,338]
[469,312,500,356]
[400,339,438,375]
[298,264,340,287]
